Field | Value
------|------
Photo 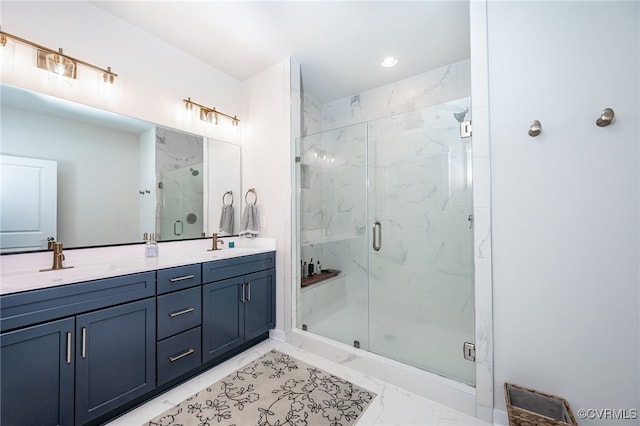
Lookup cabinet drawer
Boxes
[157,326,201,386]
[157,264,202,294]
[202,252,275,283]
[0,272,156,333]
[157,287,202,340]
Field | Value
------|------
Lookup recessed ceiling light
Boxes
[381,56,398,68]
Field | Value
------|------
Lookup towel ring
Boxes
[222,191,233,206]
[245,188,257,205]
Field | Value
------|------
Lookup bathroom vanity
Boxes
[0,240,275,426]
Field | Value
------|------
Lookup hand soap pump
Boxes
[145,233,158,257]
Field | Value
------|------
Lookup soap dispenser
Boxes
[145,233,158,257]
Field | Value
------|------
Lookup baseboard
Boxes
[269,328,286,342]
[493,409,508,426]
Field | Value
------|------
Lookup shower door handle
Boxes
[372,221,382,251]
[174,220,183,236]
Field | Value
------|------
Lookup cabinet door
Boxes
[75,298,156,425]
[202,277,244,363]
[244,269,275,341]
[1,317,75,426]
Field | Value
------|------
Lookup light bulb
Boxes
[381,56,398,68]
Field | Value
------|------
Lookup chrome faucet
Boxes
[208,233,225,251]
[40,242,74,272]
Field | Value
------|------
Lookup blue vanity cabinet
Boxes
[243,269,276,341]
[202,252,275,363]
[0,271,156,426]
[0,317,75,426]
[74,298,156,425]
[202,276,245,361]
[156,264,203,386]
[0,252,275,424]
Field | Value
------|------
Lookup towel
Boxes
[219,205,234,235]
[239,204,260,238]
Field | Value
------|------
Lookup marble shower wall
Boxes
[320,59,470,131]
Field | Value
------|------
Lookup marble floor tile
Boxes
[106,339,491,426]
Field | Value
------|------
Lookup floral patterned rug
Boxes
[146,349,376,426]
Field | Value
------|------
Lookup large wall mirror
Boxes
[0,83,241,253]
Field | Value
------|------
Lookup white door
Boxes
[0,155,57,252]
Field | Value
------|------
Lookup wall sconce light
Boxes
[43,48,76,78]
[183,97,240,127]
[0,29,118,85]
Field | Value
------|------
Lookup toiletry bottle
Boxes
[145,233,158,257]
[302,261,307,278]
[317,260,322,274]
[308,258,315,276]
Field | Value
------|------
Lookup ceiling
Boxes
[92,1,470,104]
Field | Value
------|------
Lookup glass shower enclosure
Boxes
[296,97,475,385]
[159,162,204,240]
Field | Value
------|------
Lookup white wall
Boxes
[0,1,242,144]
[1,106,140,247]
[240,59,296,333]
[139,128,156,238]
[488,2,640,424]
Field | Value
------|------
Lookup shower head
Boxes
[190,168,199,176]
[453,108,469,123]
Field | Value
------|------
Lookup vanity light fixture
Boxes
[183,97,240,127]
[45,48,76,78]
[381,56,398,68]
[0,29,118,84]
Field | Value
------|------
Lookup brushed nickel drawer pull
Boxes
[169,348,195,362]
[246,282,251,302]
[169,274,195,282]
[66,332,72,364]
[81,327,86,359]
[169,307,195,318]
[240,283,245,303]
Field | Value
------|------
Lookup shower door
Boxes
[296,123,369,347]
[367,98,475,385]
[159,162,204,241]
[296,98,474,385]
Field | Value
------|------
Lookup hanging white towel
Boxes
[219,205,234,235]
[239,204,260,238]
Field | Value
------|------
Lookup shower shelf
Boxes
[300,231,359,247]
[301,269,341,288]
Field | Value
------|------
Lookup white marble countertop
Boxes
[0,237,276,296]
